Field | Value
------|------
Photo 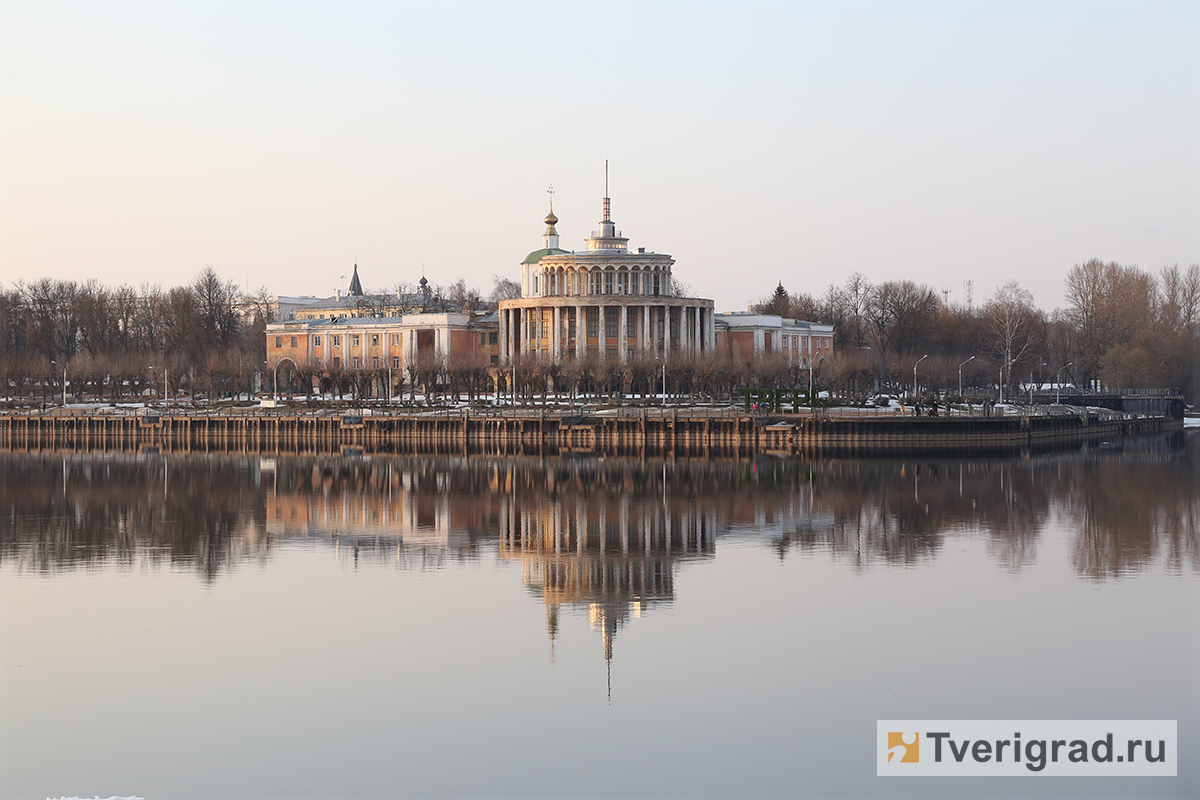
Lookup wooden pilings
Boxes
[0,409,1179,457]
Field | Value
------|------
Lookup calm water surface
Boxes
[3,435,1198,799]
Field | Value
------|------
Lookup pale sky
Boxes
[1,0,1196,312]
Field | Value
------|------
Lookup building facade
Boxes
[714,313,835,367]
[266,312,498,376]
[498,195,716,363]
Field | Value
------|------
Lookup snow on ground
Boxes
[1185,416,1200,428]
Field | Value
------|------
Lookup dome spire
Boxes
[603,159,611,222]
[542,184,560,250]
[544,183,558,234]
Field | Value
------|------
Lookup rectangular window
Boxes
[632,274,640,295]
[372,357,380,368]
[313,335,322,347]
[392,356,400,368]
[371,334,379,347]
[274,336,282,348]
[351,335,360,347]
[490,355,499,365]
[312,357,322,368]
[586,307,599,338]
[626,316,636,338]
[290,337,298,348]
[653,274,661,296]
[391,334,401,346]
[481,333,487,345]
[604,273,614,295]
[489,332,498,345]
[618,274,627,295]
[332,356,341,367]
[332,335,341,347]
[605,310,618,340]
[669,312,679,340]
[352,357,360,368]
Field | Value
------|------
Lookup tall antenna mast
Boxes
[603,160,610,221]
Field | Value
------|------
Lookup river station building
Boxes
[265,190,834,383]
[497,195,716,363]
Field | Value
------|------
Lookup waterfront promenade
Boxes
[0,403,1180,457]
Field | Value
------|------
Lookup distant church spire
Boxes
[347,264,363,297]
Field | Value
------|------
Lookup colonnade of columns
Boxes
[498,303,716,364]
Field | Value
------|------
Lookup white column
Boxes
[619,305,628,362]
[575,305,584,357]
[598,305,606,359]
[552,306,561,359]
[499,309,507,364]
[694,306,702,353]
[754,328,764,356]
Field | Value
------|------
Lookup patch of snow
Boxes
[1184,416,1200,428]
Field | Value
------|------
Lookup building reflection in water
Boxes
[494,462,715,665]
[2,433,1196,592]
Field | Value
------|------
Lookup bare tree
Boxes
[984,280,1040,396]
[489,275,522,305]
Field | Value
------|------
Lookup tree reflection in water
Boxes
[2,434,1196,586]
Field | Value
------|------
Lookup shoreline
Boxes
[0,406,1182,457]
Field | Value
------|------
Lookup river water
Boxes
[3,434,1197,799]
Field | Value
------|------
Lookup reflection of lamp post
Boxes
[50,360,66,406]
[958,355,975,399]
[1056,362,1073,404]
[913,354,928,401]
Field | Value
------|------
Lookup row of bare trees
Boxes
[758,260,1200,399]
[0,267,272,403]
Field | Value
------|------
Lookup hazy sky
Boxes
[1,1,1196,312]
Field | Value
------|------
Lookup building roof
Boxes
[522,247,570,265]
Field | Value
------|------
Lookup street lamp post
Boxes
[958,355,976,401]
[913,354,928,403]
[147,365,156,406]
[999,358,1016,404]
[655,356,666,407]
[1030,362,1047,403]
[50,360,67,406]
[808,356,826,413]
[1056,362,1073,404]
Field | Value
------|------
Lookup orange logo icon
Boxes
[887,732,919,763]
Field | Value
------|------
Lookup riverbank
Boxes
[0,405,1181,457]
